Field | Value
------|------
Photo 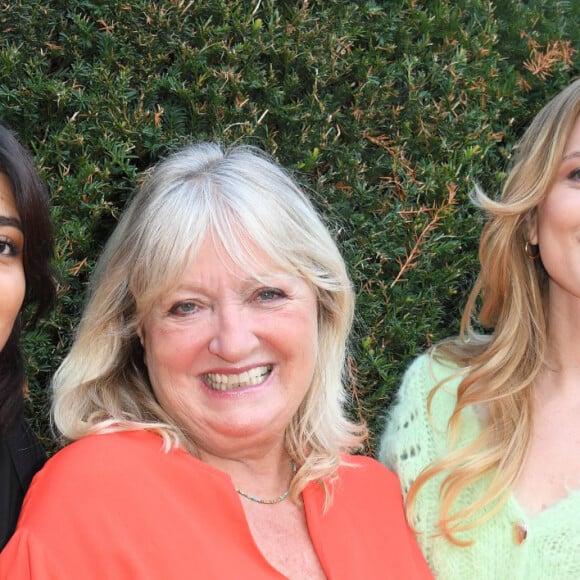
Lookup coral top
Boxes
[0,430,431,579]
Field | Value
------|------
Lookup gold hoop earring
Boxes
[524,241,540,260]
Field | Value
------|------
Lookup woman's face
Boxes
[531,115,580,312]
[0,172,25,351]
[138,235,319,460]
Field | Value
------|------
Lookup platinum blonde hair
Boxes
[407,78,580,542]
[52,143,366,499]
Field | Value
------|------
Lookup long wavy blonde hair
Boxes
[52,143,367,501]
[407,78,580,542]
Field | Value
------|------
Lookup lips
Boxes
[204,365,272,391]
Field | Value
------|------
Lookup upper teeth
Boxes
[205,365,272,391]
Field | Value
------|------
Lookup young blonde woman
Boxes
[380,78,580,579]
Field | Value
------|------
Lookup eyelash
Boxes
[567,168,580,180]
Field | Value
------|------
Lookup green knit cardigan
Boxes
[378,353,580,580]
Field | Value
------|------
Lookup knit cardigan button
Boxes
[513,520,528,545]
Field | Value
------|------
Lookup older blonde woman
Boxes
[1,143,431,579]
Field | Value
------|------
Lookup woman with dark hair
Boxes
[0,124,55,549]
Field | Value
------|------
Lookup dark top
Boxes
[0,417,46,550]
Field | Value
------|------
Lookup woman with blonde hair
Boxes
[379,78,580,579]
[1,142,431,579]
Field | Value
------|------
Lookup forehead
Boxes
[188,234,298,283]
[0,172,20,221]
[141,232,308,313]
[563,115,580,152]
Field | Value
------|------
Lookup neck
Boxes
[235,461,297,504]
[544,288,580,371]
[198,443,295,501]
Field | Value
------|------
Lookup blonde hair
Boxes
[407,78,580,542]
[52,143,366,500]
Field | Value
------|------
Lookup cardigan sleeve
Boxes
[378,353,518,579]
[378,353,459,496]
[377,353,465,564]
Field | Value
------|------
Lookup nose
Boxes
[208,304,259,362]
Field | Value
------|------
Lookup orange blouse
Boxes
[0,430,431,579]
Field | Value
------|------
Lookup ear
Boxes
[525,209,539,246]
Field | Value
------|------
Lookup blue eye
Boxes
[567,167,580,180]
[257,288,286,301]
[169,301,198,316]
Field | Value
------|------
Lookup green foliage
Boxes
[1,0,578,453]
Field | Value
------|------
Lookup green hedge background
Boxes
[2,0,578,454]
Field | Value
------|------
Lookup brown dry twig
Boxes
[390,182,457,288]
[523,40,576,80]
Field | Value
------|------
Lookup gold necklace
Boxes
[235,461,297,505]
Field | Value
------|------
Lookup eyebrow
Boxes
[562,150,580,161]
[0,215,23,231]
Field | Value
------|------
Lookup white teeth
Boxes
[205,365,272,391]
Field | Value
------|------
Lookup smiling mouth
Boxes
[204,365,272,391]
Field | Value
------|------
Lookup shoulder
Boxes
[21,430,228,509]
[377,352,465,489]
[308,457,407,534]
[399,351,463,399]
[42,430,166,478]
[336,455,402,501]
[382,351,464,438]
[19,431,170,516]
[309,457,433,580]
[339,454,396,480]
[1,417,46,489]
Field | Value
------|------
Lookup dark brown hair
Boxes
[0,124,55,432]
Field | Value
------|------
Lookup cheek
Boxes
[537,189,580,241]
[5,270,25,315]
[15,274,26,311]
[306,318,319,359]
[141,324,198,383]
[294,314,319,369]
[13,263,25,297]
[142,341,181,410]
[0,273,25,350]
